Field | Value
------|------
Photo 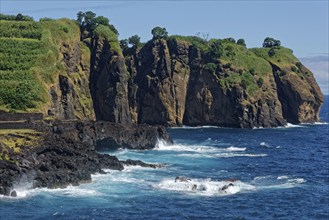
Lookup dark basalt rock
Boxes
[0,121,172,196]
[122,159,164,168]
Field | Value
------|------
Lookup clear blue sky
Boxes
[1,0,328,93]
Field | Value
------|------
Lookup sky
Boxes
[1,0,328,94]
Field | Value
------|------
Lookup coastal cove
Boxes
[0,96,328,219]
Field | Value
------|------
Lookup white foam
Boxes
[284,123,306,128]
[314,122,328,125]
[277,175,289,180]
[259,142,271,148]
[301,122,329,125]
[225,146,246,151]
[252,175,306,190]
[155,178,255,196]
[156,139,246,154]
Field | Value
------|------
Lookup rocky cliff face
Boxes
[48,41,95,120]
[271,63,323,124]
[0,19,323,128]
[124,39,316,128]
[126,39,190,126]
[89,36,131,124]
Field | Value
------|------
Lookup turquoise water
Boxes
[1,96,328,219]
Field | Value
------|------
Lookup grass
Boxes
[95,24,123,56]
[169,35,209,51]
[251,46,311,79]
[0,20,42,39]
[220,42,272,76]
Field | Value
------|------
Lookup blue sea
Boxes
[1,96,328,220]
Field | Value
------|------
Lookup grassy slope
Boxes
[0,19,92,115]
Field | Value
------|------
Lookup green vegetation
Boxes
[151,26,168,39]
[0,21,42,39]
[251,46,298,67]
[128,35,141,48]
[221,42,272,76]
[94,24,122,56]
[204,63,217,73]
[262,37,281,48]
[237,38,246,46]
[76,11,119,36]
[0,13,33,21]
[208,39,224,59]
[220,71,259,95]
[169,35,209,52]
[0,17,86,112]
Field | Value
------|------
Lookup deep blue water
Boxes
[1,96,328,220]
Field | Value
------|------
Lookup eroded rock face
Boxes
[125,39,291,128]
[48,42,95,120]
[126,39,190,126]
[271,63,324,124]
[90,36,131,124]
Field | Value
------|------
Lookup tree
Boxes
[237,38,246,46]
[151,26,168,39]
[208,40,224,59]
[93,16,109,26]
[128,35,141,48]
[223,37,236,43]
[120,39,129,51]
[77,11,85,25]
[76,11,119,36]
[263,37,281,48]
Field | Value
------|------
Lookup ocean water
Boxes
[1,97,328,220]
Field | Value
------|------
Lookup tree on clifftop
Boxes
[77,11,118,35]
[128,35,141,48]
[263,37,281,48]
[237,38,246,47]
[151,26,168,39]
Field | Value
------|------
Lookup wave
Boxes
[252,175,306,189]
[156,139,246,153]
[301,122,329,125]
[155,178,255,196]
[0,185,102,200]
[154,175,307,196]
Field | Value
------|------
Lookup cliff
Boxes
[125,38,323,127]
[0,17,324,128]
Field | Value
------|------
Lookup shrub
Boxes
[291,66,297,72]
[268,48,276,57]
[204,63,217,73]
[296,62,302,70]
[208,39,224,59]
[249,68,255,75]
[223,63,231,68]
[257,77,264,87]
[237,38,246,46]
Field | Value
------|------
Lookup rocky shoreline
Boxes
[0,120,172,197]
